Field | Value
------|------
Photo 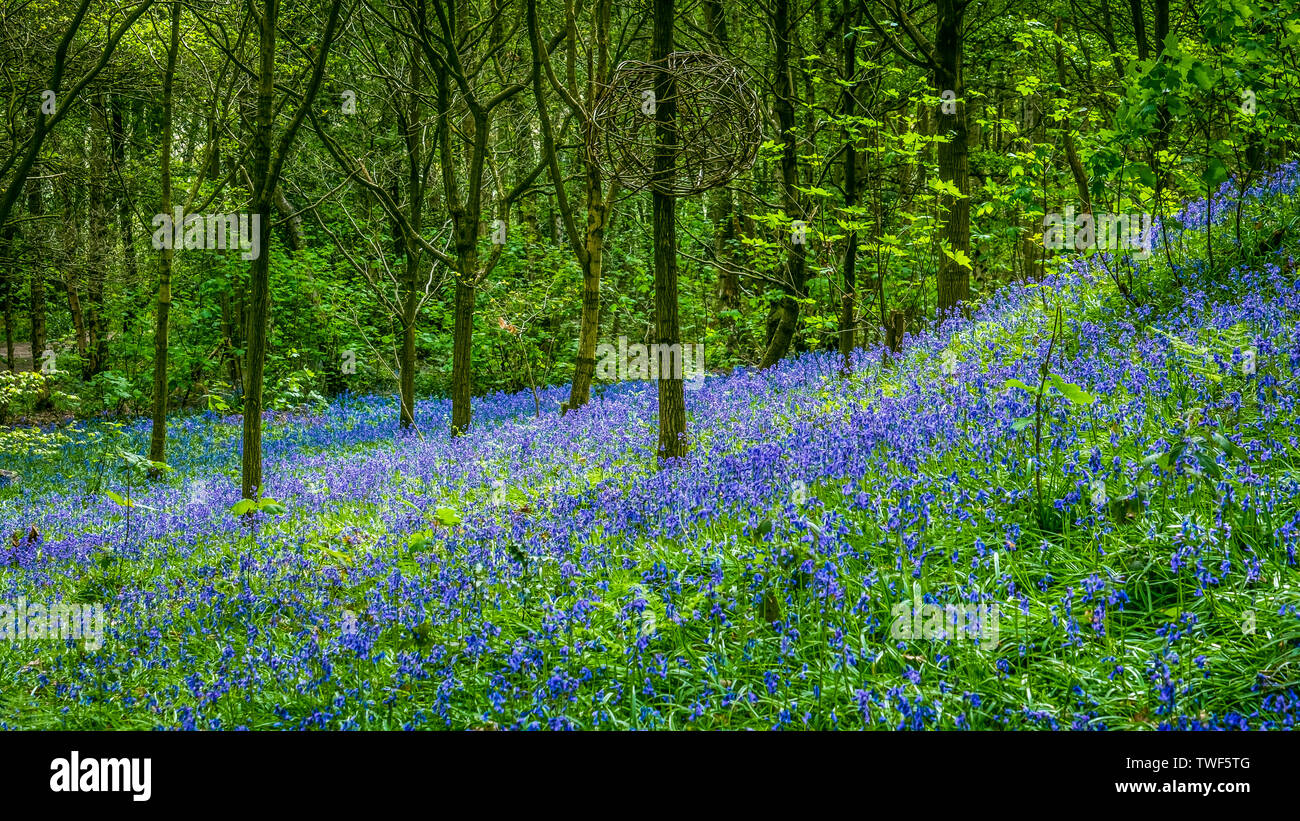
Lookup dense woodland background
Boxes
[0,0,1295,463]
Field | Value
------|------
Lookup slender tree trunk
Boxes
[653,0,686,460]
[1151,0,1172,168]
[758,0,807,368]
[1129,0,1149,61]
[838,0,858,370]
[272,186,304,255]
[568,167,610,410]
[240,0,341,498]
[27,168,45,373]
[529,0,613,411]
[398,49,424,429]
[84,96,110,378]
[149,2,180,465]
[934,0,970,318]
[703,0,740,358]
[450,239,477,434]
[242,0,279,499]
[66,283,87,361]
[1,225,13,371]
[1055,18,1091,215]
[112,96,141,344]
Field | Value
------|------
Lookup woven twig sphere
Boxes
[589,51,761,197]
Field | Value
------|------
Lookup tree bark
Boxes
[838,0,858,370]
[26,168,45,373]
[758,0,808,368]
[450,239,477,434]
[149,1,180,465]
[84,96,110,378]
[243,0,278,498]
[111,96,141,344]
[1,225,13,371]
[704,0,741,358]
[397,47,424,429]
[1055,18,1091,215]
[934,0,970,318]
[653,0,686,461]
[529,0,613,412]
[241,0,341,498]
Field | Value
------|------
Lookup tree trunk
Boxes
[242,0,279,499]
[66,283,87,361]
[758,0,807,368]
[568,165,610,410]
[27,168,45,373]
[240,0,341,497]
[450,240,477,434]
[112,96,141,344]
[838,0,858,370]
[1055,18,1091,215]
[84,96,110,378]
[398,48,424,430]
[1,225,13,371]
[1129,0,1150,61]
[653,0,686,461]
[704,0,741,358]
[934,0,970,318]
[272,186,304,255]
[529,0,613,412]
[149,2,180,465]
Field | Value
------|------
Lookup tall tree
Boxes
[148,1,181,465]
[865,0,972,318]
[652,0,686,460]
[26,164,46,374]
[758,0,810,367]
[413,0,526,434]
[839,0,859,369]
[528,0,618,411]
[241,0,344,499]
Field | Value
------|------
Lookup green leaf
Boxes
[1141,451,1167,467]
[1003,378,1036,393]
[1209,432,1247,461]
[257,499,287,516]
[1203,158,1229,188]
[230,499,256,517]
[434,506,463,526]
[1188,62,1214,91]
[1194,451,1223,480]
[1126,162,1157,189]
[106,489,130,507]
[407,529,436,553]
[1011,416,1034,432]
[1048,373,1096,405]
[320,547,354,566]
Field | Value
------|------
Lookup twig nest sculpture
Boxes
[589,51,761,197]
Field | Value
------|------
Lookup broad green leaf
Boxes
[435,506,463,526]
[1048,373,1096,405]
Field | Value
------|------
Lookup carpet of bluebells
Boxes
[3,167,1300,730]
